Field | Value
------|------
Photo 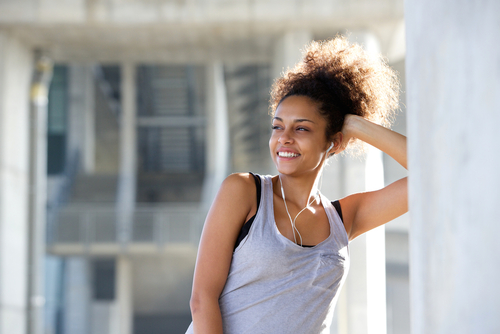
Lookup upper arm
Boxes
[191,173,256,302]
[339,177,408,241]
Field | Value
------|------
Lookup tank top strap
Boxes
[257,175,277,233]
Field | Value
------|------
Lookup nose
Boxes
[278,130,293,145]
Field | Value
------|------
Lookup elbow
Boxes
[190,291,216,316]
[190,290,222,320]
[190,292,202,316]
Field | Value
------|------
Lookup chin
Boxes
[275,165,301,176]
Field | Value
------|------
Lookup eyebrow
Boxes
[272,117,316,124]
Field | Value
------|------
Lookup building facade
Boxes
[0,1,408,334]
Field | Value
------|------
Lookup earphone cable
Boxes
[279,175,318,246]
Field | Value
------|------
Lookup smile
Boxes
[278,152,300,158]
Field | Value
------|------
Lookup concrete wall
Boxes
[0,0,404,64]
[0,32,32,334]
[0,0,403,24]
[406,1,500,333]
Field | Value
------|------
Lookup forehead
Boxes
[274,95,324,122]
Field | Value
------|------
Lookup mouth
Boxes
[277,151,300,158]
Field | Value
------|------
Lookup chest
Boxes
[273,194,331,246]
[229,223,349,292]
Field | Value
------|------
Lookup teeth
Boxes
[278,152,299,158]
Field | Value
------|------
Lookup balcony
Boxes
[47,203,206,256]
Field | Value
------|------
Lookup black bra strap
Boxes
[234,173,261,250]
[249,172,261,210]
[332,200,344,223]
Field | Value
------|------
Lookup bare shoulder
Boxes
[222,172,256,189]
[216,173,258,220]
[198,173,258,255]
[220,173,257,200]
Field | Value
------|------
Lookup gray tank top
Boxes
[186,175,350,334]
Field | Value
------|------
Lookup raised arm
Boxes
[335,114,408,240]
[190,173,257,333]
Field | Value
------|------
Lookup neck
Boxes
[276,169,323,207]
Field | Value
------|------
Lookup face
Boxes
[269,95,331,177]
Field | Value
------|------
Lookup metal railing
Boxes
[50,203,206,248]
[46,149,80,243]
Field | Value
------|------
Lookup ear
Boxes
[328,132,344,156]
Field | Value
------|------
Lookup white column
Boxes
[45,256,64,334]
[67,66,83,167]
[67,66,89,162]
[337,154,368,334]
[272,30,313,80]
[201,62,229,206]
[406,1,500,333]
[27,50,53,334]
[0,32,32,334]
[63,257,91,334]
[334,31,387,334]
[116,63,137,245]
[364,146,386,334]
[270,30,313,174]
[83,65,96,174]
[116,256,133,334]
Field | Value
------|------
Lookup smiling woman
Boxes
[185,35,407,334]
[271,36,400,153]
[270,96,331,177]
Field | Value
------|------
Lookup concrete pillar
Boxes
[44,256,64,334]
[272,30,313,80]
[91,300,119,334]
[201,62,229,206]
[332,32,387,334]
[0,32,32,334]
[116,63,137,245]
[364,146,386,334]
[67,65,96,174]
[27,50,53,334]
[406,1,500,333]
[334,142,387,334]
[116,256,133,334]
[83,65,96,174]
[63,257,91,334]
[67,66,91,168]
[270,30,313,174]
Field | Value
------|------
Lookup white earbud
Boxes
[327,142,334,152]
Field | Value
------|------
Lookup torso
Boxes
[185,174,350,334]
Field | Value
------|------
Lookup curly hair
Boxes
[270,35,400,153]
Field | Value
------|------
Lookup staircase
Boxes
[224,64,272,172]
[136,65,205,202]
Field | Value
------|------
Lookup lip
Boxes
[276,148,301,159]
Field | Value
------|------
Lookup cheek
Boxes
[269,137,275,156]
[269,133,278,149]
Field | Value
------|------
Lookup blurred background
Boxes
[0,1,409,334]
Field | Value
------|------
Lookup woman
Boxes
[186,36,407,334]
